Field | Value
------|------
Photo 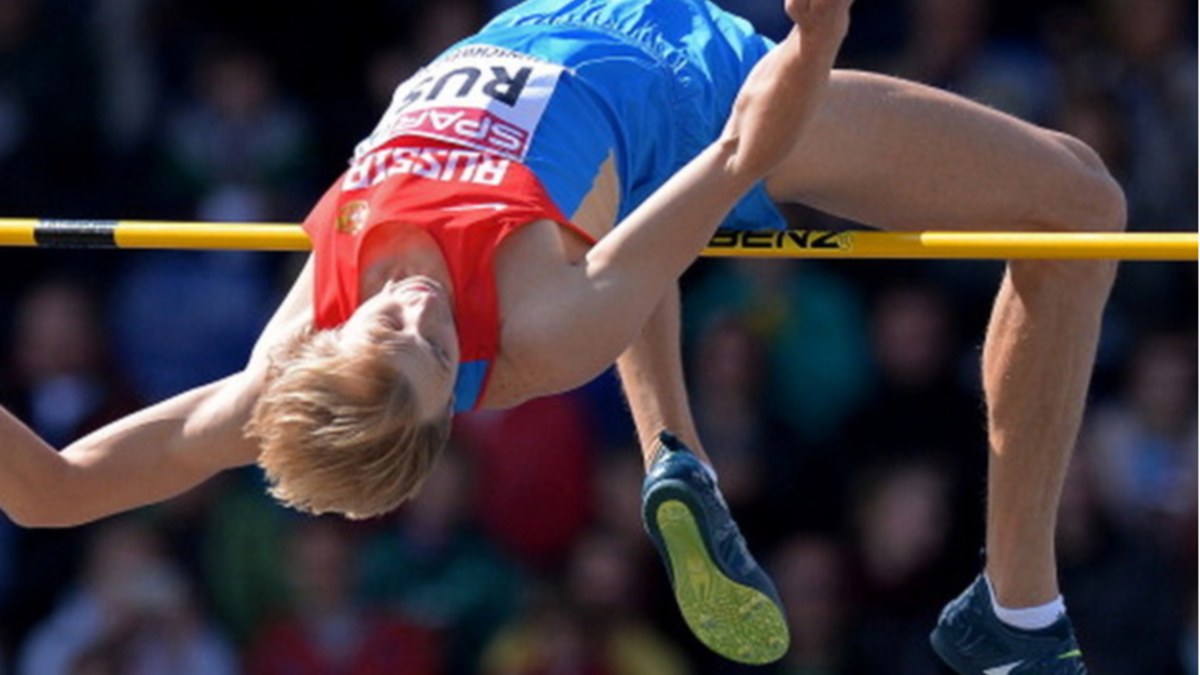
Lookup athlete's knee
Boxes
[1046,131,1127,234]
[1011,131,1124,296]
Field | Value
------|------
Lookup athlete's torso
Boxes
[301,0,780,409]
[303,135,598,410]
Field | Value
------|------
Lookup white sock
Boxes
[984,574,1066,630]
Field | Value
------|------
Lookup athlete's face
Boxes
[342,276,459,420]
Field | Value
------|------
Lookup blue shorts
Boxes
[446,0,786,231]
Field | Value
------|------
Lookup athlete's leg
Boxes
[766,71,1125,609]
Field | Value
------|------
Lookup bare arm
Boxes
[506,0,852,396]
[0,253,322,528]
[616,286,706,467]
[0,370,263,528]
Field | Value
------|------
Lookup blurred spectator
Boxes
[1094,0,1197,231]
[107,250,279,402]
[1082,330,1198,550]
[1062,0,1199,341]
[453,393,597,568]
[358,446,523,675]
[764,535,866,675]
[0,0,99,214]
[17,518,238,675]
[1,279,141,448]
[364,45,421,118]
[1054,85,1130,189]
[1062,88,1194,334]
[688,317,770,510]
[688,314,844,541]
[684,259,871,447]
[0,279,142,655]
[0,0,35,180]
[407,0,486,63]
[846,282,984,463]
[588,449,695,651]
[159,41,312,221]
[567,531,691,675]
[844,282,988,567]
[248,517,441,675]
[91,0,161,158]
[478,584,606,675]
[1183,595,1198,675]
[196,471,292,647]
[64,632,138,675]
[850,459,957,610]
[845,458,957,675]
[480,531,691,675]
[891,0,1056,122]
[1057,450,1188,675]
[591,450,652,555]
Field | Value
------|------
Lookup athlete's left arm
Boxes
[503,0,852,397]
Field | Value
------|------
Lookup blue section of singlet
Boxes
[448,0,787,231]
[453,359,490,412]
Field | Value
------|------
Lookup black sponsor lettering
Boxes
[400,65,533,109]
[398,75,432,108]
[429,67,482,100]
[812,231,841,249]
[483,66,532,106]
[781,230,845,249]
[742,231,775,249]
[708,231,739,248]
[784,230,812,247]
[706,230,850,250]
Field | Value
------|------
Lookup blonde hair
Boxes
[246,326,452,520]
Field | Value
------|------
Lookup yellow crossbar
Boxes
[0,219,1194,260]
[702,229,1198,260]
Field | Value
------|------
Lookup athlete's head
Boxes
[247,277,459,519]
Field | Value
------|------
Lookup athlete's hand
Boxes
[718,0,851,181]
[786,0,853,46]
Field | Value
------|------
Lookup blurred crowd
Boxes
[0,0,1195,673]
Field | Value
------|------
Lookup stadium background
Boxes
[0,0,1194,673]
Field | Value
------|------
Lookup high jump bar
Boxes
[0,218,1194,260]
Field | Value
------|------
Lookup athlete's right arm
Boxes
[0,258,318,528]
[0,369,263,528]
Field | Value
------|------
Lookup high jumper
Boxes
[0,1,1122,671]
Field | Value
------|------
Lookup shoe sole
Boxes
[654,499,789,664]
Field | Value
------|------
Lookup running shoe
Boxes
[641,431,789,664]
[931,574,1087,675]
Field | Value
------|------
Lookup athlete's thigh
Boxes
[765,70,1111,232]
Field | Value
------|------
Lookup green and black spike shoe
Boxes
[641,431,789,664]
[931,574,1087,675]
